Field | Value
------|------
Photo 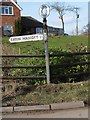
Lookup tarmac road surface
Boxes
[2,107,88,118]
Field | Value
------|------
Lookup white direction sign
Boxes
[9,34,43,43]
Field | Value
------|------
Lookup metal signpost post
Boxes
[40,4,50,84]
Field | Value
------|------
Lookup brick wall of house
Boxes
[2,2,21,35]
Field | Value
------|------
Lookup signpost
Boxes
[39,4,50,84]
[9,4,50,84]
[9,34,43,43]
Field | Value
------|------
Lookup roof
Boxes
[21,16,62,29]
[21,16,43,28]
[1,0,22,11]
[11,0,22,10]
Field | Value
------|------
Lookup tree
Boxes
[81,23,90,35]
[50,2,65,35]
[50,2,71,35]
[14,17,22,35]
[50,2,80,35]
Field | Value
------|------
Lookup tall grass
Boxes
[2,35,88,54]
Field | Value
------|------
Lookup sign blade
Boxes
[9,34,43,43]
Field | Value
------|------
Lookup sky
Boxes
[18,1,89,35]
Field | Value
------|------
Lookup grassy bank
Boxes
[2,35,89,106]
[2,81,89,106]
[2,35,88,54]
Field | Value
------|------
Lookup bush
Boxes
[2,45,17,76]
[49,49,88,83]
[9,48,89,84]
[14,17,22,36]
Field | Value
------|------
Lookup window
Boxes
[0,6,13,15]
[36,27,43,34]
[4,24,13,35]
[9,7,12,14]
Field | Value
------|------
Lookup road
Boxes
[2,107,88,118]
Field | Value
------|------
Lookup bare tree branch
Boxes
[49,2,80,35]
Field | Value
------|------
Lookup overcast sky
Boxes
[18,1,89,35]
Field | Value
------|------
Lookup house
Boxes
[21,16,43,35]
[21,17,63,35]
[0,0,22,35]
[0,0,63,36]
[48,26,63,36]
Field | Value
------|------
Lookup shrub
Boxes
[14,17,22,36]
[2,45,18,76]
[9,48,89,84]
[49,49,88,83]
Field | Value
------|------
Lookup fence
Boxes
[1,51,90,83]
[0,52,90,81]
[49,51,90,83]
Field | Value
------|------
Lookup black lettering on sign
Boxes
[35,36,38,39]
[11,37,21,41]
[23,37,28,40]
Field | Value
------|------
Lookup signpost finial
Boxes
[39,4,50,18]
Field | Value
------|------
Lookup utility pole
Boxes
[74,7,79,36]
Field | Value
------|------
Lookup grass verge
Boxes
[2,80,89,106]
